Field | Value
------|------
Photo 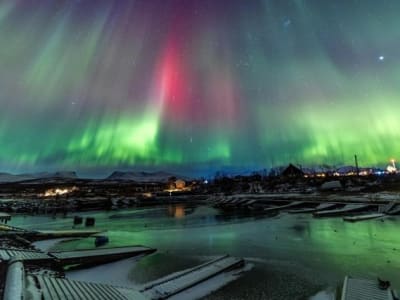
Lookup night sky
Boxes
[1,0,399,175]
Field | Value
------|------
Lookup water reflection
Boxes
[167,205,193,218]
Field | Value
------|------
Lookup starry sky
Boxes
[0,0,399,175]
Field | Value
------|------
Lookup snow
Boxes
[107,171,191,182]
[0,171,77,183]
[32,238,73,252]
[66,256,142,288]
[3,261,24,300]
[309,289,336,300]
[65,253,250,300]
[320,181,342,190]
[168,263,252,300]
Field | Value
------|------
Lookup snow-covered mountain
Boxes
[0,170,193,183]
[0,171,77,183]
[106,171,190,182]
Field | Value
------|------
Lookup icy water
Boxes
[10,204,400,299]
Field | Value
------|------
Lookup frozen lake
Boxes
[10,204,400,299]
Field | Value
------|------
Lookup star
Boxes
[283,18,291,28]
[378,56,385,61]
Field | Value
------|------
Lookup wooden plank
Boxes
[382,202,397,214]
[49,246,155,267]
[36,275,132,300]
[49,277,67,299]
[343,213,385,222]
[0,248,51,262]
[288,203,337,214]
[142,255,230,291]
[341,276,395,300]
[263,201,304,213]
[142,255,245,299]
[94,282,125,300]
[37,275,52,300]
[386,205,400,215]
[314,204,370,217]
[68,279,91,300]
[51,246,152,259]
[58,278,81,300]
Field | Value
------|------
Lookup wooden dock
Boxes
[0,247,52,263]
[288,203,337,214]
[141,255,244,299]
[4,259,146,300]
[4,255,246,300]
[379,202,397,214]
[0,212,11,223]
[313,204,370,217]
[387,206,400,215]
[50,245,156,267]
[385,203,400,215]
[29,229,103,241]
[263,201,305,213]
[341,276,398,300]
[0,224,102,241]
[343,213,385,222]
[0,245,156,268]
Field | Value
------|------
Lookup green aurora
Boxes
[0,0,399,174]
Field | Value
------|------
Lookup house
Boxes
[281,164,304,178]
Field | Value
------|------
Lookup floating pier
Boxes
[0,224,102,242]
[3,259,146,300]
[141,255,244,299]
[341,276,398,300]
[0,245,156,268]
[288,203,337,214]
[379,202,397,214]
[343,213,385,222]
[50,245,156,267]
[0,212,11,223]
[313,204,370,217]
[0,247,52,264]
[263,201,305,213]
[385,203,400,215]
[387,206,400,215]
[29,229,103,241]
[3,255,246,300]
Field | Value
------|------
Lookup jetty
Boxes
[263,201,305,213]
[313,204,370,217]
[3,255,247,300]
[50,246,156,267]
[341,276,398,300]
[0,223,102,241]
[0,245,156,268]
[30,229,103,241]
[384,203,400,215]
[379,202,397,214]
[288,203,337,214]
[4,259,146,300]
[141,255,245,299]
[387,206,400,215]
[343,213,385,222]
[0,212,11,223]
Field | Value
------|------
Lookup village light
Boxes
[41,186,78,197]
[387,159,397,173]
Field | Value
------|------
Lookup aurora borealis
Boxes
[1,0,400,174]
